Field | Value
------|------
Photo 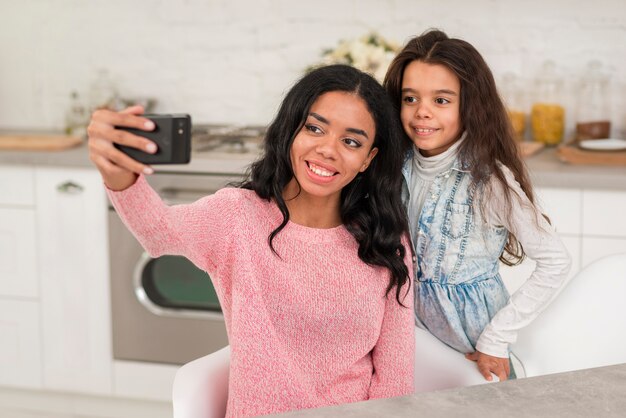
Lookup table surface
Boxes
[273,363,626,418]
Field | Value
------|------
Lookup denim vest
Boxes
[402,149,511,354]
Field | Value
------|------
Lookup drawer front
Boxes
[0,166,35,206]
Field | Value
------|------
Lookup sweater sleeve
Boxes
[368,240,415,399]
[106,175,237,276]
[475,166,572,358]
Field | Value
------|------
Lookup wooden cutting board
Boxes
[518,141,545,158]
[557,141,626,166]
[0,134,83,151]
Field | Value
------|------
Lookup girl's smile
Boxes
[400,61,462,157]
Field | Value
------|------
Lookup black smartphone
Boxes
[115,114,192,164]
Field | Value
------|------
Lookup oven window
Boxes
[141,255,221,312]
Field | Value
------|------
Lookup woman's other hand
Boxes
[87,105,157,191]
[465,351,510,382]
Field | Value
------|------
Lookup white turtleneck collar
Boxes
[412,132,466,180]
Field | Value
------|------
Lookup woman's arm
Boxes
[89,106,235,272]
[369,243,415,399]
[475,167,572,365]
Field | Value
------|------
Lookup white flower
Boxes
[309,32,400,83]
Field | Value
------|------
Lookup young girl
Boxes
[383,29,572,385]
[88,65,415,417]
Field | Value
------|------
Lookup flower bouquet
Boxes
[309,32,400,83]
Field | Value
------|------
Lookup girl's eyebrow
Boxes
[401,87,458,96]
[309,112,369,139]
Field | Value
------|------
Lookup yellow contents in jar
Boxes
[508,110,526,141]
[531,103,565,145]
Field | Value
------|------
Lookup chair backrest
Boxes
[511,253,626,378]
[172,346,230,418]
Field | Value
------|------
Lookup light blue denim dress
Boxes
[402,149,511,355]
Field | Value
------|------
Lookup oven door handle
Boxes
[132,252,224,321]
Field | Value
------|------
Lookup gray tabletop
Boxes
[273,363,626,418]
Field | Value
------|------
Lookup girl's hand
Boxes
[87,105,157,191]
[465,351,510,382]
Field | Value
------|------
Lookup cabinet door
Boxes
[36,167,112,395]
[0,207,38,297]
[583,190,626,237]
[0,299,42,388]
[0,166,35,206]
[535,187,582,235]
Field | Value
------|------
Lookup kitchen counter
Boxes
[2,143,626,190]
[274,363,626,418]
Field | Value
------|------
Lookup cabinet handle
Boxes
[57,181,84,195]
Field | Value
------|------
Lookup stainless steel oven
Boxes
[108,171,244,365]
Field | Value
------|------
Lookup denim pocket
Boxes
[442,202,472,239]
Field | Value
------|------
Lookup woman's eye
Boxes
[305,124,323,134]
[435,97,451,105]
[343,138,362,148]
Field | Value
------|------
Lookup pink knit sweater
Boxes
[107,175,414,417]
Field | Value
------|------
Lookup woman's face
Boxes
[287,91,378,205]
[400,60,462,157]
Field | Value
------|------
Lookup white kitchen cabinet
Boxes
[0,299,42,388]
[535,187,582,235]
[0,208,38,298]
[0,166,38,298]
[582,190,626,237]
[35,167,113,395]
[0,166,35,206]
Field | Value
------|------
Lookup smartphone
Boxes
[115,114,192,164]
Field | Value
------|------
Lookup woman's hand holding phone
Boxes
[87,105,157,191]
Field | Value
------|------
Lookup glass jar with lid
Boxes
[500,72,527,141]
[531,61,565,145]
[575,60,611,141]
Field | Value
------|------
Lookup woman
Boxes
[88,65,415,418]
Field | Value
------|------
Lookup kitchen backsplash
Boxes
[1,0,624,140]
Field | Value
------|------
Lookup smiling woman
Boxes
[284,91,378,228]
[87,64,414,418]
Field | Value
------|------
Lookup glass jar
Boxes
[575,60,611,141]
[88,69,118,112]
[531,61,565,145]
[500,72,527,141]
[64,91,88,138]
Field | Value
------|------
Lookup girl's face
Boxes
[287,91,378,205]
[400,60,462,157]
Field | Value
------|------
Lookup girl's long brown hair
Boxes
[384,29,535,265]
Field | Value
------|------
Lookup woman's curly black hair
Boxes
[241,64,412,304]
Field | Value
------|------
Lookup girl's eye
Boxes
[305,124,323,134]
[342,137,362,148]
[435,97,451,105]
[403,96,418,104]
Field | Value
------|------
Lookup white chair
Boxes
[511,253,626,378]
[172,328,498,418]
[172,345,230,418]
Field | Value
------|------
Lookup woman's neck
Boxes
[282,182,342,229]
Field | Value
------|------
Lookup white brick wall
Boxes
[0,0,624,139]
